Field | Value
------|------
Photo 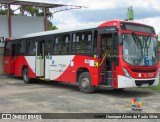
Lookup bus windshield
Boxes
[122,34,158,66]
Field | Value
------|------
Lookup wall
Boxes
[0,15,45,74]
[0,48,4,74]
[0,15,8,48]
[12,16,44,37]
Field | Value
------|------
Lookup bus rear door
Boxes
[35,41,45,78]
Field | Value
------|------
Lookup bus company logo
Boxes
[50,56,52,60]
[50,60,57,67]
[132,98,142,111]
[52,60,55,65]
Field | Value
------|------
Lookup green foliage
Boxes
[20,6,39,16]
[48,20,58,30]
[0,9,14,15]
[0,9,7,15]
[150,82,160,91]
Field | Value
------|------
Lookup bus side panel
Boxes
[14,56,36,78]
[25,56,36,78]
[54,55,99,86]
[73,55,99,86]
[15,56,20,76]
[49,55,75,82]
[3,56,15,75]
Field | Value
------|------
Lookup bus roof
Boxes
[10,20,153,40]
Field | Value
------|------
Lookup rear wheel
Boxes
[23,68,31,84]
[78,72,95,93]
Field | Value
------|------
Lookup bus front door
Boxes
[36,41,45,78]
[99,33,117,87]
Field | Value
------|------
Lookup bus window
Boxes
[53,34,70,54]
[12,44,16,57]
[4,41,11,56]
[53,37,59,54]
[45,40,51,55]
[27,40,36,55]
[93,30,98,52]
[63,36,69,54]
[19,40,26,55]
[72,31,92,53]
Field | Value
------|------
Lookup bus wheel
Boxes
[78,72,95,93]
[23,68,31,84]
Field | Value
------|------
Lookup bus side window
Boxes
[53,36,59,54]
[93,30,98,52]
[45,40,51,55]
[28,40,36,55]
[12,44,16,57]
[4,41,11,56]
[19,40,26,55]
[60,34,70,54]
[53,34,70,54]
[58,36,63,54]
[72,31,92,53]
[72,34,76,53]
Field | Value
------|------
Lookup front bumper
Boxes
[118,75,159,88]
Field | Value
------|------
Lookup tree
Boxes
[19,6,39,16]
[48,20,58,30]
[0,9,15,15]
[0,9,7,15]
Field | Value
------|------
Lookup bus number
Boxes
[0,37,4,43]
[58,64,66,68]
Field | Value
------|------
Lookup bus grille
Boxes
[135,80,155,86]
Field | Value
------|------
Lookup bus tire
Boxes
[78,72,95,93]
[23,68,31,84]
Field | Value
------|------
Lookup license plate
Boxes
[141,83,149,87]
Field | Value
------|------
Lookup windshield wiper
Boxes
[131,32,144,64]
[132,32,143,49]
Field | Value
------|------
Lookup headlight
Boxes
[122,67,132,78]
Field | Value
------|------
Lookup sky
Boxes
[32,0,160,34]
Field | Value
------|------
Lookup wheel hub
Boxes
[81,78,89,89]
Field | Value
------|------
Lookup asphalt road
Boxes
[0,75,160,121]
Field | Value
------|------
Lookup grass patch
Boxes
[149,83,160,91]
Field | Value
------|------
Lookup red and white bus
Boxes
[3,20,159,93]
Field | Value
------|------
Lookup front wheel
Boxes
[78,72,95,93]
[23,68,31,84]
